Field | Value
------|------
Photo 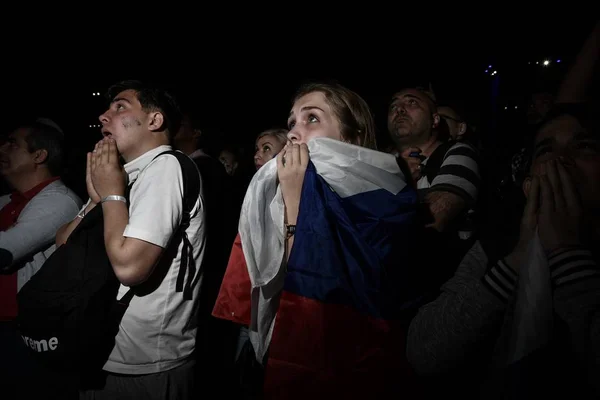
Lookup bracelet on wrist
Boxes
[101,195,127,204]
[285,224,296,239]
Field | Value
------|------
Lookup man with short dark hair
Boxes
[0,119,81,310]
[58,81,206,399]
[0,118,82,394]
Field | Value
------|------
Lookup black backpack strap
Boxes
[424,141,455,183]
[153,150,201,224]
[153,150,201,301]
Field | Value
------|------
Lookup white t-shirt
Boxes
[103,145,206,374]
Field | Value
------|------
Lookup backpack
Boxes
[16,150,201,388]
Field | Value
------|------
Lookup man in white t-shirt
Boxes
[57,80,205,400]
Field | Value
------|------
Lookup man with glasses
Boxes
[437,106,468,142]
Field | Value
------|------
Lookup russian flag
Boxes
[213,138,425,398]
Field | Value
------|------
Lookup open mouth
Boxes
[101,128,113,138]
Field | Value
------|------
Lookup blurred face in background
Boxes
[438,106,467,141]
[254,134,286,170]
[527,92,554,125]
[219,149,238,176]
[527,113,600,215]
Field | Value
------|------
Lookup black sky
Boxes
[6,14,597,155]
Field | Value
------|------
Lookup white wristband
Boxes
[101,195,127,204]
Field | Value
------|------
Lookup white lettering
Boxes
[21,335,59,352]
[37,339,48,352]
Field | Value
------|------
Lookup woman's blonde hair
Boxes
[256,128,288,146]
[292,82,377,150]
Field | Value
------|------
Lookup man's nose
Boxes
[390,104,405,119]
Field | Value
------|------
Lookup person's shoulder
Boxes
[140,152,186,180]
[33,180,82,207]
[446,141,479,157]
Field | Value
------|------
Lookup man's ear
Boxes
[432,113,440,129]
[458,122,467,137]
[148,111,165,132]
[522,176,531,199]
[33,149,48,165]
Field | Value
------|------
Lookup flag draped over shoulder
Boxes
[213,137,424,398]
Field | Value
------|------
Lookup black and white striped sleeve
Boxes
[550,246,600,394]
[482,259,518,303]
[430,142,480,205]
[548,247,599,287]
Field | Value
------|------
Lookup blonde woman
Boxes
[253,128,288,170]
[214,82,423,398]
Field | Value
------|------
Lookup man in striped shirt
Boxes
[387,87,480,245]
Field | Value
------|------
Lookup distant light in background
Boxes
[531,59,560,66]
[484,67,498,76]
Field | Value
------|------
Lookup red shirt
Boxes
[0,177,61,320]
